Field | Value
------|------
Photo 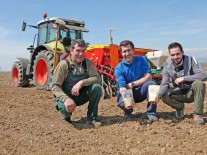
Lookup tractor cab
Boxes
[37,17,89,47]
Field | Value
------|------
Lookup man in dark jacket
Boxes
[159,42,207,124]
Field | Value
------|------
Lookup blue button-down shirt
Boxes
[114,56,151,88]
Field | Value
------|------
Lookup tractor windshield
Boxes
[38,21,84,45]
[60,29,82,40]
[46,23,83,43]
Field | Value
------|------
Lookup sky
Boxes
[0,0,207,71]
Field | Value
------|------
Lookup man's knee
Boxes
[161,90,184,109]
[161,92,171,104]
[140,80,157,93]
[92,83,102,92]
[192,80,206,90]
[146,80,157,86]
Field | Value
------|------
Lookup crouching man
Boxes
[159,42,207,124]
[114,40,158,122]
[52,39,102,127]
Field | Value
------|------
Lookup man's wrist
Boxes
[131,82,136,88]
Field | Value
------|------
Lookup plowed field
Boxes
[1,71,207,155]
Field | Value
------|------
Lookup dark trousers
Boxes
[162,80,206,115]
[55,83,102,120]
[117,80,157,115]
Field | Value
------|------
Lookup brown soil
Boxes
[1,72,207,155]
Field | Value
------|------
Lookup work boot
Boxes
[193,114,205,125]
[147,114,158,122]
[64,117,72,124]
[87,118,102,128]
[123,108,134,119]
[175,107,185,119]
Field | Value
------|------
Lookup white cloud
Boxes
[161,28,204,36]
[185,48,207,52]
[0,40,30,71]
[184,48,207,63]
[184,48,207,56]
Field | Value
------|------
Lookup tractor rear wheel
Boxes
[11,61,29,87]
[105,84,118,98]
[33,50,53,90]
[101,74,111,99]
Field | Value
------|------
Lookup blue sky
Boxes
[0,0,206,71]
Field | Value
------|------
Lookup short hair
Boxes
[168,42,184,53]
[70,39,86,50]
[119,40,134,52]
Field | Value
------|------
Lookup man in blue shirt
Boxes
[114,40,158,121]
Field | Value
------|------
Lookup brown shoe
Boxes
[193,114,204,125]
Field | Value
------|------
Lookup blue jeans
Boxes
[117,81,157,115]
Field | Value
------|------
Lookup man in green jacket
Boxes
[52,39,102,127]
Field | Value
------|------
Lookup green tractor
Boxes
[11,13,88,90]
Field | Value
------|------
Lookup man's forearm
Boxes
[52,84,69,102]
[133,73,152,86]
[82,76,101,86]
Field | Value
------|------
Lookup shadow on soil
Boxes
[70,112,207,130]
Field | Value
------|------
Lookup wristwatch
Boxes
[131,82,136,88]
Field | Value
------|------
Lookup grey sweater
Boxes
[159,55,207,96]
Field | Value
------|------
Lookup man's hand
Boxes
[175,77,184,85]
[150,95,161,104]
[119,87,127,94]
[71,80,83,96]
[64,98,76,113]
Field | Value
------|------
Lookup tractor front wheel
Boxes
[33,50,53,90]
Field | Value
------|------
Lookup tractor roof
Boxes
[37,17,89,32]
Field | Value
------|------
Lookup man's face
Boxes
[70,44,86,64]
[121,45,134,63]
[169,47,184,66]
